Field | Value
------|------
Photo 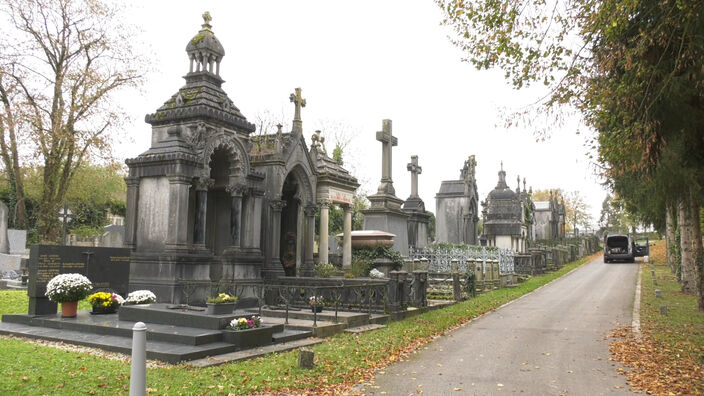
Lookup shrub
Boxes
[207,293,237,304]
[314,262,337,278]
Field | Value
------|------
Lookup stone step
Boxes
[253,306,375,328]
[118,303,245,330]
[2,311,284,346]
[272,328,313,343]
[261,316,347,338]
[0,321,236,364]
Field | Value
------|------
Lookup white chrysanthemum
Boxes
[125,290,157,304]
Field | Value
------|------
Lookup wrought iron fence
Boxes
[409,245,515,274]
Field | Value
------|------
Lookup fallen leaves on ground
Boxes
[609,326,704,395]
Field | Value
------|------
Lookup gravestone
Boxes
[7,229,27,255]
[362,120,409,255]
[101,224,125,247]
[403,155,430,249]
[27,245,131,315]
[0,202,8,254]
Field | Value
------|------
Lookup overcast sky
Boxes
[116,0,607,226]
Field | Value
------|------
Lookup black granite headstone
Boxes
[27,245,130,315]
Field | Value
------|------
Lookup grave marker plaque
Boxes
[27,245,130,315]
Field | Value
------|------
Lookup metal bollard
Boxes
[130,322,147,396]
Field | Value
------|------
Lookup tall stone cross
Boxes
[289,87,306,134]
[375,119,397,195]
[407,155,422,198]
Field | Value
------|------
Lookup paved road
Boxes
[355,256,639,395]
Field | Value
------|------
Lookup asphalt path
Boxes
[354,256,640,395]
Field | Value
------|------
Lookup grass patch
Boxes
[609,240,704,394]
[642,242,704,361]
[0,253,598,394]
[0,291,91,318]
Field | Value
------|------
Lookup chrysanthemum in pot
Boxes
[45,273,93,318]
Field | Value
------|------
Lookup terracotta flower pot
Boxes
[61,301,79,318]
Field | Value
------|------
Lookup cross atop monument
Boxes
[407,155,422,198]
[289,87,306,134]
[375,119,397,195]
[201,11,212,30]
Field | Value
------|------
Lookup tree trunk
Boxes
[692,198,704,311]
[665,204,677,273]
[678,195,701,295]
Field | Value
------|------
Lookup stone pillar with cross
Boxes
[363,119,410,255]
[407,155,422,199]
[402,154,430,250]
[290,87,306,135]
[376,119,397,195]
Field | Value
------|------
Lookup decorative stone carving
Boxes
[225,182,247,197]
[194,177,214,191]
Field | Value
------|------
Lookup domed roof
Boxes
[487,163,518,201]
[186,12,225,58]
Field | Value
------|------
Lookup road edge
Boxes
[631,263,642,339]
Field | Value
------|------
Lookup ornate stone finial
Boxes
[516,175,521,191]
[500,160,504,171]
[529,186,533,194]
[202,11,212,30]
[311,130,325,151]
[523,178,527,192]
[290,88,306,134]
[276,123,283,136]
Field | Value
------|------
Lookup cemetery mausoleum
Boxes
[124,14,358,303]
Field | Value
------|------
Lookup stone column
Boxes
[251,191,264,249]
[124,177,140,250]
[225,183,246,249]
[302,205,317,277]
[193,177,213,248]
[318,200,330,264]
[166,175,191,251]
[342,204,353,268]
[264,199,286,279]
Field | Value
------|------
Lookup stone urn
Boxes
[336,230,395,249]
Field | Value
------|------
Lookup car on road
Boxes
[604,234,633,263]
[603,234,649,263]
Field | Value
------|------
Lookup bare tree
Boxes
[0,0,144,241]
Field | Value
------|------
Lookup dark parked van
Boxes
[604,234,634,263]
[603,234,650,263]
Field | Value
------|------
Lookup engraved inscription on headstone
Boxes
[27,245,130,315]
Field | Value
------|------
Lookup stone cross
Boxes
[375,119,397,195]
[202,11,212,30]
[407,155,422,198]
[289,87,306,134]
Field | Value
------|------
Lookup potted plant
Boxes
[309,295,325,313]
[221,315,272,347]
[205,293,237,315]
[88,291,124,314]
[124,290,157,305]
[44,273,93,318]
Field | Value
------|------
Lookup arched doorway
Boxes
[280,173,300,276]
[207,149,231,255]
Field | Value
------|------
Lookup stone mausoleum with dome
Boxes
[124,13,359,303]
